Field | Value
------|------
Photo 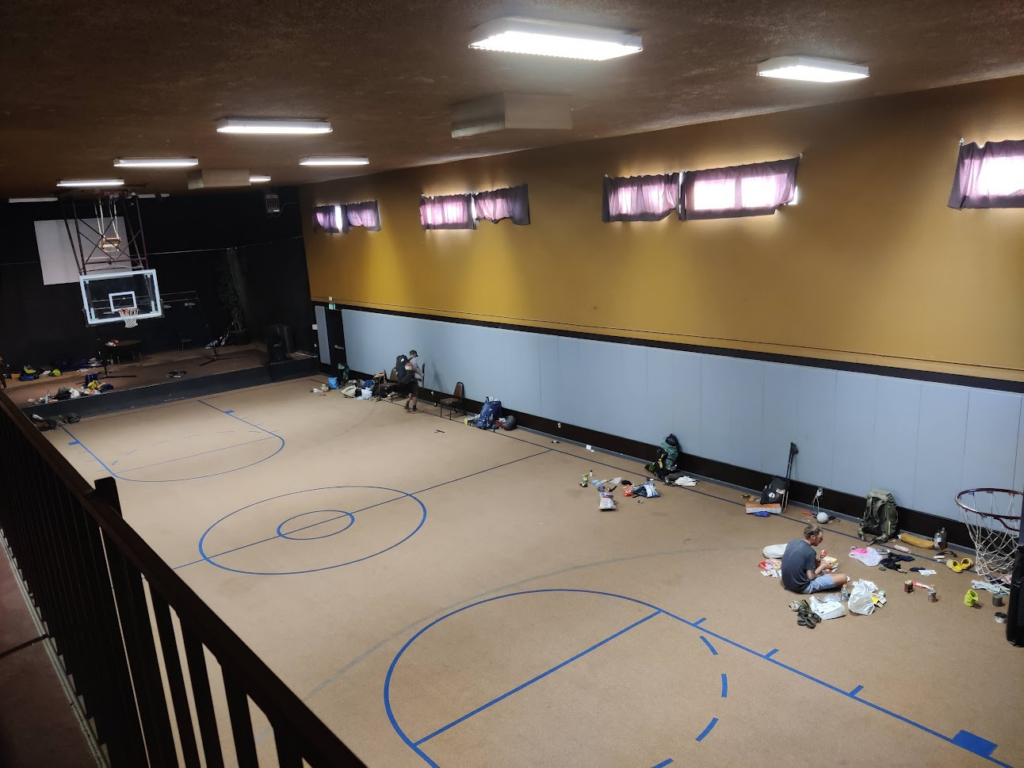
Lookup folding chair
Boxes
[439,381,464,420]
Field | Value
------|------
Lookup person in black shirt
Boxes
[781,525,850,594]
[396,351,419,412]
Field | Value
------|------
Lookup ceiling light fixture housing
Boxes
[299,157,370,166]
[249,175,272,183]
[8,197,59,203]
[469,17,642,61]
[217,118,332,135]
[114,157,199,168]
[757,56,869,82]
[57,179,125,188]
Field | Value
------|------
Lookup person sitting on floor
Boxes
[781,525,850,594]
[395,350,419,412]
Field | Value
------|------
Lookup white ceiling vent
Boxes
[186,169,251,190]
[451,93,572,138]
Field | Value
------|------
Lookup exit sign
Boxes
[328,303,336,310]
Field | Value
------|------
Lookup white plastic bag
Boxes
[848,580,877,615]
[599,493,616,511]
[809,595,846,620]
[763,544,787,559]
[849,547,883,567]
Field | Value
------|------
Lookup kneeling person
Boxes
[781,525,850,594]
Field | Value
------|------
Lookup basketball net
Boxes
[119,307,139,328]
[956,489,1022,578]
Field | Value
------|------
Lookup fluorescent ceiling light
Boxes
[57,179,124,187]
[469,17,642,61]
[217,118,332,135]
[249,175,272,183]
[114,157,199,168]
[8,196,58,203]
[299,157,369,166]
[757,56,868,82]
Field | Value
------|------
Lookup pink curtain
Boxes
[948,140,1024,209]
[313,205,343,233]
[681,158,799,220]
[345,200,381,230]
[474,185,530,225]
[420,194,475,230]
[602,174,680,222]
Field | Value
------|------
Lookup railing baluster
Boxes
[182,626,225,768]
[104,529,179,767]
[151,593,201,768]
[223,675,259,768]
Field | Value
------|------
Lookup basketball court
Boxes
[2,5,1023,766]
[45,380,1023,767]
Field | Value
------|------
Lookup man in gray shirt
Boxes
[781,525,850,594]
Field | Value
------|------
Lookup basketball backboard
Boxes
[79,269,162,326]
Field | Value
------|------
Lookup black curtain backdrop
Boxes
[0,187,311,370]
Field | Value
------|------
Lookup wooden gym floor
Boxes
[46,378,1023,767]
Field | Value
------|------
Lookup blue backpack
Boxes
[476,399,502,429]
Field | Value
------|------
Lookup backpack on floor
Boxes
[860,489,899,543]
[475,399,502,429]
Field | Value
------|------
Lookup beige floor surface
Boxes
[47,379,1024,768]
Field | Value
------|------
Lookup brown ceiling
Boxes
[2,0,1024,198]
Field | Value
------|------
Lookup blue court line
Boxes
[191,486,427,576]
[699,636,718,656]
[224,410,234,414]
[117,438,275,473]
[721,673,728,698]
[413,610,662,747]
[764,649,778,659]
[695,717,718,742]
[850,685,863,697]
[693,617,706,626]
[385,588,1008,768]
[174,448,551,570]
[953,731,998,759]
[67,440,79,446]
[652,760,673,768]
[62,401,285,483]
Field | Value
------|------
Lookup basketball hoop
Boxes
[118,307,139,328]
[955,488,1022,577]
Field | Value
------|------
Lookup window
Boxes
[680,157,799,220]
[948,140,1024,209]
[474,184,530,225]
[420,194,475,230]
[313,204,344,233]
[602,173,680,222]
[345,200,381,230]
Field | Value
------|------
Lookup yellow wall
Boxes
[301,76,1024,382]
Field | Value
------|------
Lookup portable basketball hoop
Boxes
[955,488,1022,577]
[118,307,139,328]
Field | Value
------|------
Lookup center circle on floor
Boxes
[277,509,355,540]
[197,485,427,576]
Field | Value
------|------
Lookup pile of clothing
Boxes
[29,382,114,404]
[623,480,660,498]
[849,546,914,572]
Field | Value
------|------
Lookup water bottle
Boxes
[580,471,590,488]
[933,528,946,550]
